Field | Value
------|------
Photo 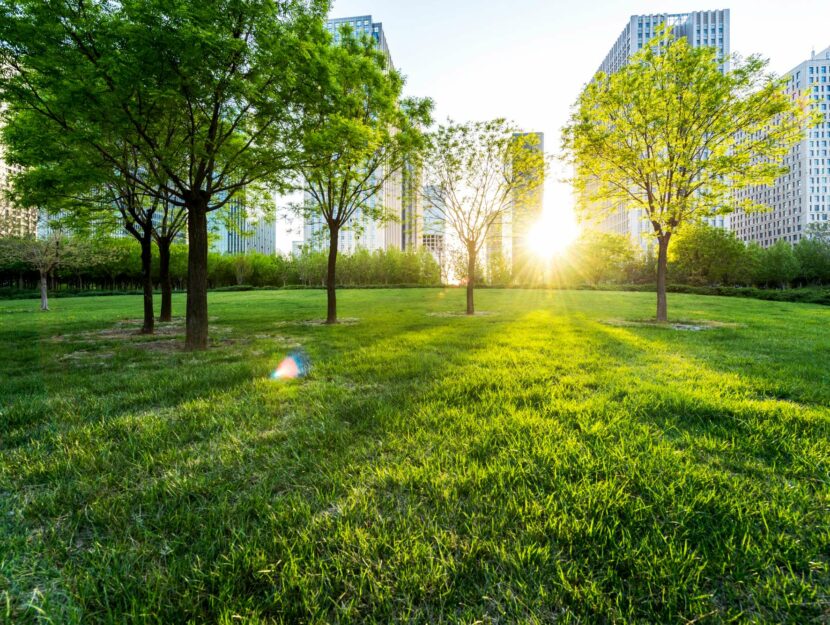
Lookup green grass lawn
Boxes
[1,289,828,624]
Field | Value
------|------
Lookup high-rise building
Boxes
[484,207,510,277]
[590,10,731,247]
[302,182,402,254]
[599,10,730,76]
[0,127,37,238]
[484,132,545,279]
[38,197,189,244]
[421,186,447,274]
[401,162,422,252]
[209,200,279,256]
[326,15,392,65]
[731,46,830,247]
[247,218,278,256]
[302,15,404,255]
[510,132,545,277]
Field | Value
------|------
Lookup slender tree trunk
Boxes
[39,271,49,311]
[158,239,173,322]
[326,225,339,324]
[140,233,155,335]
[186,200,209,350]
[466,241,476,316]
[656,234,671,323]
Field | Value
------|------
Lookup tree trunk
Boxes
[186,200,209,350]
[656,234,671,323]
[39,271,49,311]
[158,238,173,322]
[140,233,155,335]
[326,225,339,324]
[466,241,476,316]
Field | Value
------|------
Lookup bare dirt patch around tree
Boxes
[426,311,497,318]
[602,318,743,331]
[273,318,361,327]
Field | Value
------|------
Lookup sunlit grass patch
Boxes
[1,288,828,624]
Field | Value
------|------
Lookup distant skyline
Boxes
[327,0,830,245]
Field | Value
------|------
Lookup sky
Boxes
[319,0,830,249]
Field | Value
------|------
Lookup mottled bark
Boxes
[39,271,49,311]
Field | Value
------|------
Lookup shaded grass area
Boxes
[1,289,829,624]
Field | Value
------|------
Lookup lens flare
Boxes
[270,350,310,381]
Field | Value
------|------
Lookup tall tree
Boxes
[572,231,637,287]
[668,221,749,286]
[562,26,815,321]
[294,25,432,323]
[0,0,326,349]
[421,120,546,315]
[757,239,800,289]
[151,190,187,323]
[794,237,830,286]
[2,112,186,333]
[73,179,188,328]
[110,177,157,333]
[1,233,77,311]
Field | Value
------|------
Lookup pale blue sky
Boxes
[327,0,830,242]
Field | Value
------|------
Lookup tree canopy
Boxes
[293,23,432,323]
[563,26,816,320]
[421,119,546,314]
[0,0,329,348]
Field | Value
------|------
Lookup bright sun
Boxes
[526,207,579,260]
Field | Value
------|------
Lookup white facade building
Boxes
[421,186,447,269]
[591,10,731,248]
[599,10,730,76]
[0,120,37,238]
[209,202,281,256]
[731,46,830,247]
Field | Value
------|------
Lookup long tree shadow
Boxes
[559,321,830,619]
[5,297,828,624]
[286,311,829,623]
[218,310,711,622]
[4,312,508,624]
[588,321,830,475]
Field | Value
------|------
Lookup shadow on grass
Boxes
[575,321,830,614]
[4,315,507,624]
[4,298,829,624]
[589,321,829,472]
